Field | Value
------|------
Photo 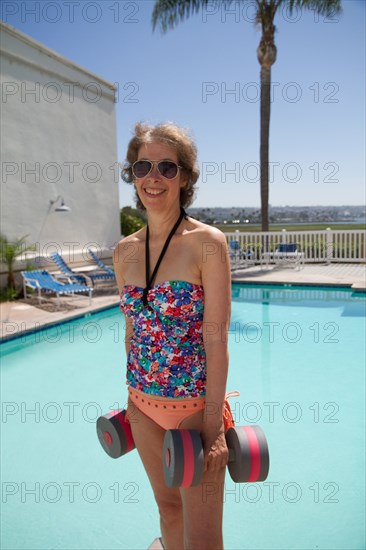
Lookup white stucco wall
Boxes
[0,21,120,265]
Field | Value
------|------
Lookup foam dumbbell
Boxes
[162,425,269,488]
[163,430,204,488]
[225,425,269,483]
[96,409,135,459]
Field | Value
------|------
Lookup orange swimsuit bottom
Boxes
[127,387,238,431]
[127,386,205,430]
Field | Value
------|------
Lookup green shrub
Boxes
[120,207,146,236]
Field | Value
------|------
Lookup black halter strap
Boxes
[143,207,187,307]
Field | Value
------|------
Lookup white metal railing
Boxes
[225,229,366,263]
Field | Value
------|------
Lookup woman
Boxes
[114,122,231,550]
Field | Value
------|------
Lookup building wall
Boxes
[0,22,120,267]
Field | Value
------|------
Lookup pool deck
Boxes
[231,261,366,289]
[0,291,120,342]
[1,262,365,342]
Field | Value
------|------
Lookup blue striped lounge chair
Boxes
[21,270,93,306]
[87,249,115,280]
[229,240,253,269]
[229,240,241,265]
[50,252,113,285]
[273,243,304,269]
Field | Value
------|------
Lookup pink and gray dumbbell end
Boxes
[226,425,269,482]
[163,429,203,488]
[96,409,135,459]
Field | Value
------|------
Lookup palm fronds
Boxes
[152,0,230,33]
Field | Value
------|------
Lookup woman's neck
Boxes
[146,207,183,241]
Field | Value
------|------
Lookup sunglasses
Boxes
[132,160,182,180]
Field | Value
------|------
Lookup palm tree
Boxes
[152,0,342,231]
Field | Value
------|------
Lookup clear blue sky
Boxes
[2,0,365,208]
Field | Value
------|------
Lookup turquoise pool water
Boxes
[1,285,365,550]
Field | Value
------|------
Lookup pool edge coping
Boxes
[0,299,120,343]
[232,279,366,292]
[1,281,365,345]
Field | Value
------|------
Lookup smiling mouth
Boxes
[144,188,165,196]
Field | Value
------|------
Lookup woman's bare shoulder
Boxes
[187,217,227,245]
[114,227,145,259]
[185,219,228,272]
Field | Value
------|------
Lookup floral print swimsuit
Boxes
[120,280,206,398]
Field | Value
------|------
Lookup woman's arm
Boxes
[200,228,232,471]
[113,241,133,356]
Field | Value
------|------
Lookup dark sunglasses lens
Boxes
[133,161,152,178]
[158,161,178,179]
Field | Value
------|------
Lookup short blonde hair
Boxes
[121,122,200,211]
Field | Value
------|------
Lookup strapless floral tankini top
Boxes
[120,280,206,398]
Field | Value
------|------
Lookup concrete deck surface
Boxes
[1,263,365,342]
[231,261,366,289]
[1,291,120,341]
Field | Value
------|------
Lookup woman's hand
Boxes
[201,426,229,473]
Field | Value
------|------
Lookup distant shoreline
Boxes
[215,222,366,232]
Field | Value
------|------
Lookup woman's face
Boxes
[134,141,186,213]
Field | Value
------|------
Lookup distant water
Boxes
[313,218,366,225]
[290,219,366,226]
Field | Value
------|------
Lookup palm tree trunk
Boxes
[256,1,277,234]
[260,65,271,232]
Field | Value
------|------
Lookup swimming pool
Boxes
[1,284,365,549]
